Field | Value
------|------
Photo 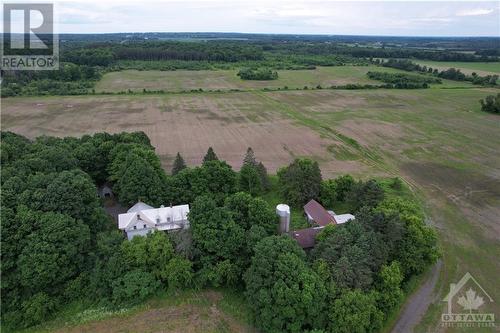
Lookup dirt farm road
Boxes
[391,260,443,333]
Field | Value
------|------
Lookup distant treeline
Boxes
[380,59,499,86]
[59,40,499,68]
[2,38,499,97]
[62,41,264,64]
[266,42,500,62]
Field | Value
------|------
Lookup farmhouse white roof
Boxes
[127,201,154,213]
[118,203,190,230]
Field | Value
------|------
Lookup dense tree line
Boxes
[367,71,441,88]
[381,59,498,86]
[1,63,101,97]
[266,42,499,62]
[62,41,264,63]
[1,132,438,332]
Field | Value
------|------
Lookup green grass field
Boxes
[2,71,500,332]
[13,289,255,333]
[414,60,500,76]
[95,65,472,93]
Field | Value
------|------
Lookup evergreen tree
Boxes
[203,147,218,164]
[256,161,271,191]
[243,147,257,166]
[171,152,187,175]
[277,158,322,206]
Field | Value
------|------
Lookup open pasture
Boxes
[94,65,471,93]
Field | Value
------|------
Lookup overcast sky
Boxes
[4,0,500,36]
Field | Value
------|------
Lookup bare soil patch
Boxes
[1,94,367,177]
[337,119,406,147]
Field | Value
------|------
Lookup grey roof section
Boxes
[127,201,154,213]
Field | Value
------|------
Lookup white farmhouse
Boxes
[118,201,190,240]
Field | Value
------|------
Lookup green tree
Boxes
[312,221,387,290]
[319,179,337,208]
[171,152,187,175]
[196,160,237,201]
[480,93,500,114]
[277,158,322,206]
[239,163,263,195]
[88,231,129,300]
[121,231,175,282]
[333,175,355,201]
[20,292,56,327]
[163,256,193,290]
[244,236,327,333]
[348,179,384,210]
[256,161,271,191]
[115,153,167,206]
[224,192,277,234]
[189,195,245,286]
[243,147,257,166]
[376,261,404,315]
[377,198,439,276]
[203,146,219,164]
[328,289,383,333]
[17,211,91,293]
[111,270,160,305]
[18,169,107,230]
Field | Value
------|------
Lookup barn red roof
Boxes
[304,199,336,226]
[291,227,323,249]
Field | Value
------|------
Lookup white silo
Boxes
[276,204,290,234]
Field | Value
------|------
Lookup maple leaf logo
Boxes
[457,288,484,313]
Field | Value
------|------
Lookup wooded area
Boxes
[1,131,438,332]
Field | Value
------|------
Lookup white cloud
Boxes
[456,8,494,16]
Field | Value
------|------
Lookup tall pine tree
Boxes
[243,147,257,166]
[256,162,271,191]
[203,147,218,164]
[171,152,187,175]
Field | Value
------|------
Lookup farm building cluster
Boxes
[117,199,354,248]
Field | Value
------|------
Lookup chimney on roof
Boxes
[170,202,173,208]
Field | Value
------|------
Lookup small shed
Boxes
[98,183,114,199]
